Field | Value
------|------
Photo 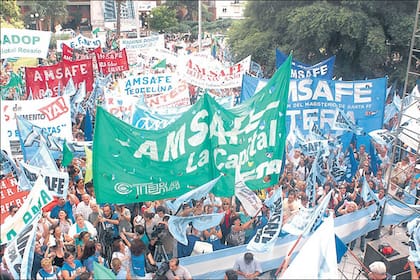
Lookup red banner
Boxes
[62,43,74,62]
[25,59,94,99]
[95,48,129,75]
[0,177,29,225]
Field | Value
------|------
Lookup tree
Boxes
[227,0,416,82]
[25,0,68,31]
[164,0,213,22]
[149,6,178,32]
[0,0,23,28]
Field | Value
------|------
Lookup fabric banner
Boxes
[95,48,129,74]
[19,161,69,197]
[92,56,292,203]
[180,197,414,279]
[119,35,165,65]
[179,56,251,89]
[0,177,29,224]
[247,186,283,252]
[4,217,39,279]
[131,101,189,130]
[368,129,395,146]
[103,93,138,124]
[166,176,221,213]
[119,73,177,96]
[276,49,336,80]
[25,59,94,99]
[241,76,387,134]
[280,215,338,279]
[61,43,74,61]
[1,96,72,159]
[1,176,53,244]
[56,34,103,51]
[1,28,51,59]
[168,213,225,245]
[235,169,262,217]
[145,80,191,109]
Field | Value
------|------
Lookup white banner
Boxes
[368,129,395,146]
[56,34,104,51]
[1,95,72,157]
[1,176,53,244]
[103,93,139,123]
[1,28,51,59]
[247,187,283,253]
[4,218,38,279]
[119,35,165,65]
[20,161,69,197]
[119,73,178,96]
[179,55,251,89]
[234,169,262,217]
[145,80,191,109]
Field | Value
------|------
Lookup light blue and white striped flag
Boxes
[168,213,225,245]
[166,175,222,213]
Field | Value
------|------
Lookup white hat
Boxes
[369,261,386,275]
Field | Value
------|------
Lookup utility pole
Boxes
[116,0,121,39]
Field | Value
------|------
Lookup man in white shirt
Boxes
[74,194,92,220]
[233,252,262,279]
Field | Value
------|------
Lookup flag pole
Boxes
[275,233,304,276]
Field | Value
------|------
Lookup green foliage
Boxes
[25,0,68,31]
[0,0,23,27]
[227,0,416,82]
[149,6,178,32]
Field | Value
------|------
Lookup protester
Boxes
[165,258,192,280]
[36,257,62,280]
[61,252,86,280]
[111,257,129,280]
[224,269,238,280]
[368,261,392,280]
[130,239,156,278]
[233,252,262,280]
[111,239,131,273]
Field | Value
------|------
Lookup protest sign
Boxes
[1,28,51,59]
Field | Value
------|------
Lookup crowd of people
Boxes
[1,132,418,279]
[1,28,419,280]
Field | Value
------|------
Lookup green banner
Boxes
[93,56,292,203]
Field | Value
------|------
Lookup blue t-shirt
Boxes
[131,254,146,277]
[103,213,120,238]
[62,260,83,279]
[50,201,75,223]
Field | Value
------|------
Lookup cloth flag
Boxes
[84,108,93,141]
[280,215,338,279]
[4,217,39,279]
[93,261,116,279]
[84,145,93,183]
[361,176,383,220]
[64,77,76,96]
[407,218,420,268]
[282,191,332,236]
[332,109,363,135]
[235,168,263,217]
[92,55,291,203]
[247,185,283,252]
[166,175,222,213]
[152,58,166,69]
[62,139,74,167]
[1,176,54,244]
[335,234,348,263]
[168,213,225,245]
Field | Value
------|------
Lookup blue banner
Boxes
[240,76,387,134]
[276,49,336,80]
